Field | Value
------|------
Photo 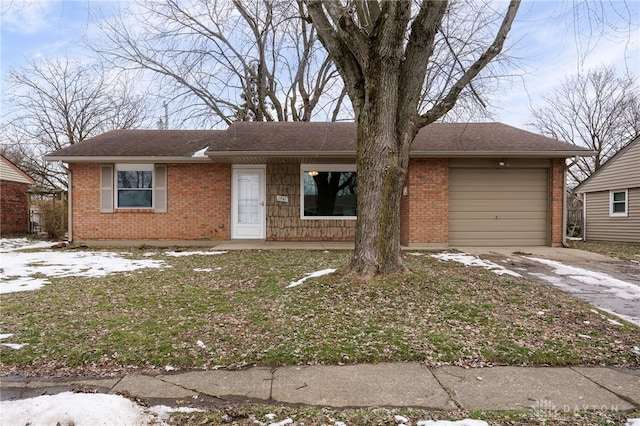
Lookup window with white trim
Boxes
[610,189,628,217]
[116,164,153,208]
[100,164,167,212]
[301,164,357,219]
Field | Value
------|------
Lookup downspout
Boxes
[562,157,579,248]
[562,165,568,247]
[66,163,72,243]
[582,193,587,241]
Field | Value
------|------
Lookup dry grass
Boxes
[1,248,638,377]
[567,240,640,261]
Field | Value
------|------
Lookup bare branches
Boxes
[3,57,150,189]
[529,65,640,185]
[94,0,345,126]
[418,0,521,126]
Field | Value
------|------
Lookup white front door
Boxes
[232,166,266,239]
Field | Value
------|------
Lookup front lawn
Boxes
[567,240,640,261]
[1,248,638,376]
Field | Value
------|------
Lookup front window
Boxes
[301,165,357,219]
[610,190,628,217]
[116,164,153,208]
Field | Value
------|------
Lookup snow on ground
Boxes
[163,250,227,257]
[0,392,203,426]
[428,252,522,277]
[0,238,166,294]
[0,392,637,426]
[526,257,640,300]
[287,268,336,288]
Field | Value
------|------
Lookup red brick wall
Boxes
[69,158,565,246]
[70,163,231,242]
[400,159,449,244]
[0,180,31,235]
[550,158,566,245]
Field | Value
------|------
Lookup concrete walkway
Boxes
[2,364,639,412]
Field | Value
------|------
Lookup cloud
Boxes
[1,0,55,35]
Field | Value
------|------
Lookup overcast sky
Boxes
[1,0,639,129]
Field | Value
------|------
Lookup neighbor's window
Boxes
[301,164,357,219]
[116,164,153,208]
[610,190,628,217]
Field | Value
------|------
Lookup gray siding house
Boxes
[574,136,640,243]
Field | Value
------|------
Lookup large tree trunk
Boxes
[349,118,413,277]
[306,0,520,278]
[346,15,417,277]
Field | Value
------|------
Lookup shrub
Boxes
[33,199,68,239]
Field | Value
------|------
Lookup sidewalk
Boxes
[2,363,639,411]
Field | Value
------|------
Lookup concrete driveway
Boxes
[460,247,640,326]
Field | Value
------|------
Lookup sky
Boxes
[0,0,639,129]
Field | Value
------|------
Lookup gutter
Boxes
[42,156,214,163]
[206,150,596,158]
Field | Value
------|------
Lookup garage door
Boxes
[449,168,548,246]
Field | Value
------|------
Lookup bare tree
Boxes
[529,65,640,185]
[3,57,150,189]
[93,0,348,127]
[304,0,521,277]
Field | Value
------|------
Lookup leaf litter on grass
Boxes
[0,246,638,377]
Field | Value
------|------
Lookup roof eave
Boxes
[410,150,596,158]
[43,155,214,163]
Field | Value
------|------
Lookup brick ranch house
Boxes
[1,154,36,236]
[44,122,593,247]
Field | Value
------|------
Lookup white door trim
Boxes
[231,165,266,239]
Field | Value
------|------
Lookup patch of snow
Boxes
[287,268,336,288]
[409,252,426,256]
[0,392,156,425]
[0,238,58,253]
[1,343,27,349]
[196,340,206,348]
[633,346,640,355]
[395,414,409,423]
[265,413,277,420]
[607,318,624,326]
[163,250,227,257]
[0,333,14,339]
[194,268,214,272]
[430,252,522,277]
[417,420,489,426]
[627,419,640,426]
[335,422,347,426]
[149,405,203,423]
[525,257,640,300]
[165,365,176,372]
[269,419,293,426]
[192,147,209,157]
[578,334,592,339]
[1,246,165,294]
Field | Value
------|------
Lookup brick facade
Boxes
[70,163,231,242]
[0,180,31,235]
[550,158,566,246]
[400,159,449,245]
[69,158,567,246]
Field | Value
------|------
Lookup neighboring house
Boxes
[0,155,36,235]
[574,136,640,243]
[44,122,592,247]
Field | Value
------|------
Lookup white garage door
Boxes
[449,168,549,246]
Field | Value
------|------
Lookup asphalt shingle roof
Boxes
[44,122,592,161]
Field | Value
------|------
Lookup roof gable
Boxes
[0,155,36,185]
[574,136,640,193]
